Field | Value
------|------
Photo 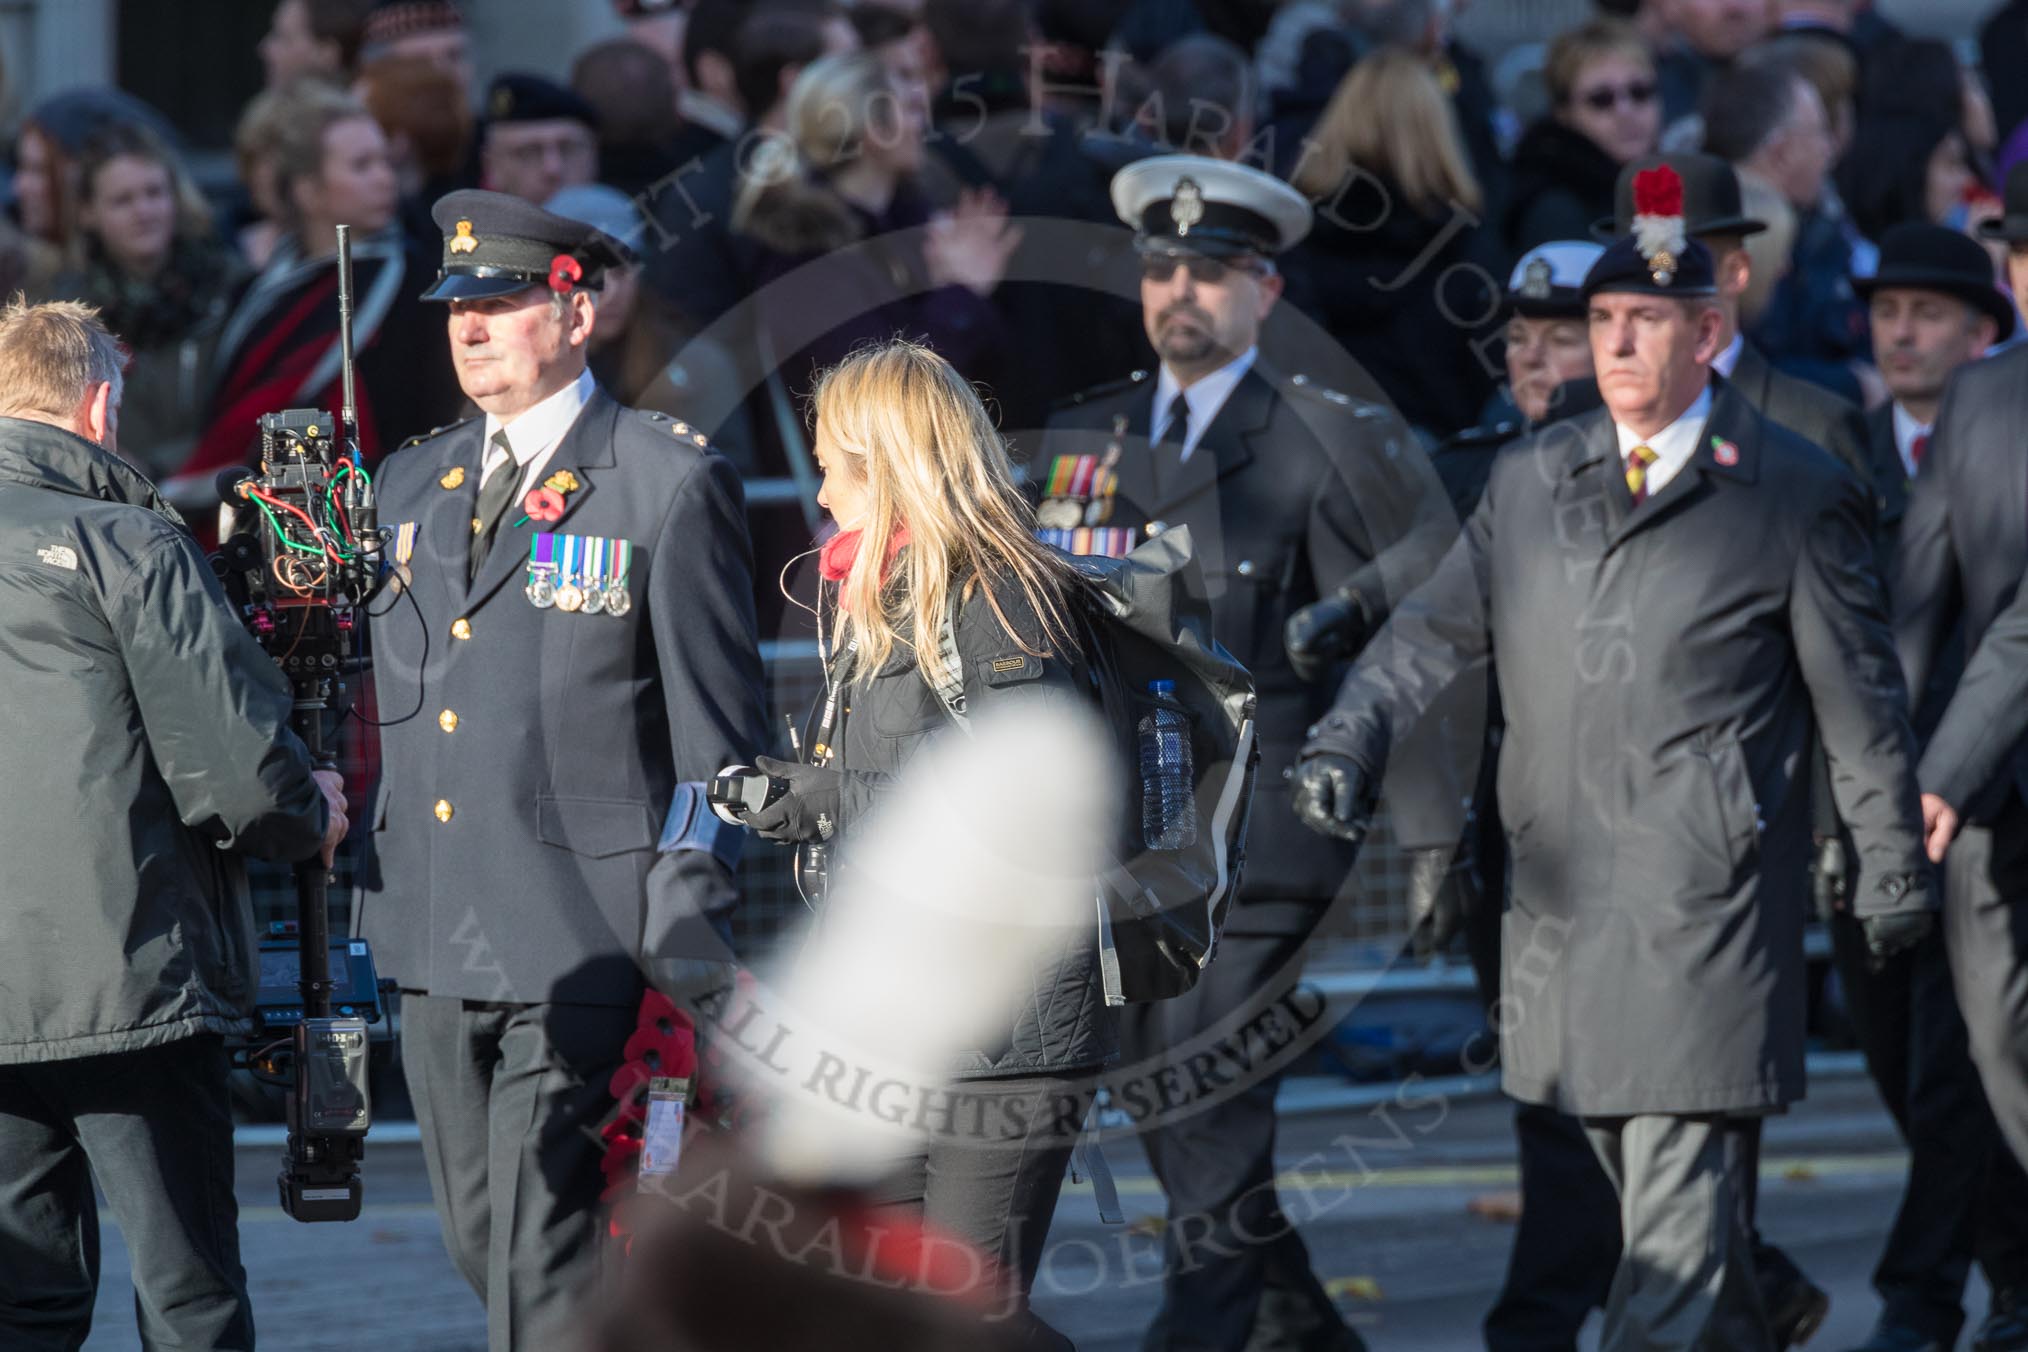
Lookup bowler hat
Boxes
[1855,222,2016,340]
[1977,162,2028,244]
[1601,153,1766,241]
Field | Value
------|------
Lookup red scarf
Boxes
[819,525,909,584]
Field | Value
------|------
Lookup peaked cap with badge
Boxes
[1111,153,1314,259]
[1507,240,1606,319]
[421,188,632,302]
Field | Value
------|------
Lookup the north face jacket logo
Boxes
[36,544,78,570]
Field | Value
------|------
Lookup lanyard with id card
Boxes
[639,1075,692,1179]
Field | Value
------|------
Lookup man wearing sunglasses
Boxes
[1033,154,1451,1352]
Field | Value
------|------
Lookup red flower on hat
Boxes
[523,486,565,523]
[1633,165,1684,220]
[547,253,582,294]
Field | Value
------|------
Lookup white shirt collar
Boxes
[1891,401,1929,481]
[1712,332,1744,378]
[481,367,596,492]
[1152,346,1258,463]
[1614,379,1713,499]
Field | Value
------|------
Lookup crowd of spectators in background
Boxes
[1,0,2021,523]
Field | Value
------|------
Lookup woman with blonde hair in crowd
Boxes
[732,50,1019,402]
[742,339,1108,1352]
[44,121,245,479]
[1284,45,1503,439]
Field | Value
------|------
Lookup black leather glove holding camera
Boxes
[743,755,843,844]
[1283,586,1373,684]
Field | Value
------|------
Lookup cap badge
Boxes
[491,85,513,119]
[1520,257,1554,301]
[449,220,478,254]
[1632,165,1687,288]
[1170,177,1205,235]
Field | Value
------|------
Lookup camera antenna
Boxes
[335,224,360,466]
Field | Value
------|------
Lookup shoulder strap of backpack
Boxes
[933,612,970,732]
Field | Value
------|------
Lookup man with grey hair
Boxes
[0,296,345,1350]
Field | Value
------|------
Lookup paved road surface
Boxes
[80,1070,1986,1351]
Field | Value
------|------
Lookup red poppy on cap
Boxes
[548,253,582,294]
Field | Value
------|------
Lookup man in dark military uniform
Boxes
[1036,154,1450,1352]
[359,190,766,1351]
[1834,222,2028,1352]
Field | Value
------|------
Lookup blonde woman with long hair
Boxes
[1282,46,1503,439]
[730,50,1020,402]
[743,340,1107,1348]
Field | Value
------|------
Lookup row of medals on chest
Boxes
[1035,424,1127,531]
[523,536,631,617]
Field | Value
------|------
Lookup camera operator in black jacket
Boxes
[0,298,345,1352]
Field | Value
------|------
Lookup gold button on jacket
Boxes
[433,799,454,823]
[438,710,458,733]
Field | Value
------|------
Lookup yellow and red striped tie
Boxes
[1625,444,1659,505]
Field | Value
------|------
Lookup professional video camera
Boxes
[210,226,387,1224]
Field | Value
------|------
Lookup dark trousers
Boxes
[876,1074,1093,1351]
[1582,1114,1774,1352]
[1942,802,2028,1180]
[1830,908,2028,1340]
[0,1035,251,1351]
[401,993,635,1352]
[1119,924,1351,1352]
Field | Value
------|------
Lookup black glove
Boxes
[1862,909,1933,970]
[744,755,842,844]
[1406,846,1477,960]
[1291,753,1374,844]
[1284,587,1372,684]
[1861,872,1935,969]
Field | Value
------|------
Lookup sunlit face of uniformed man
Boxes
[446,285,596,420]
[1588,291,1724,437]
[1139,248,1284,384]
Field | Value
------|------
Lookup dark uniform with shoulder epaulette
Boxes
[1038,155,1452,1352]
[359,190,767,1352]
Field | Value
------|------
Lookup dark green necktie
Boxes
[468,429,519,582]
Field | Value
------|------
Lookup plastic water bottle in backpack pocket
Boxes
[1137,679,1197,849]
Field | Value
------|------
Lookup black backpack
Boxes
[936,527,1259,1003]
